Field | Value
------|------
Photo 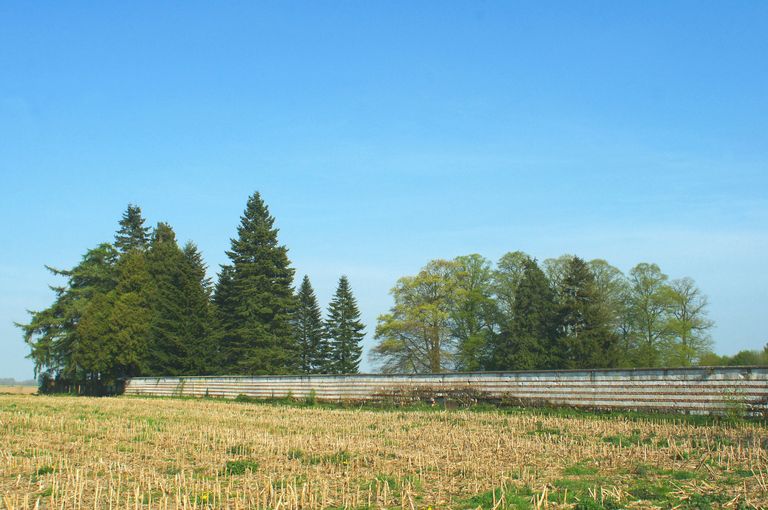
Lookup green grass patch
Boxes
[35,465,55,476]
[459,485,533,509]
[563,460,599,476]
[223,459,259,475]
[602,429,655,448]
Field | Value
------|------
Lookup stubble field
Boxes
[0,387,37,396]
[1,394,766,510]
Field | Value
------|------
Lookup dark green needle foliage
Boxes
[554,256,620,369]
[144,223,214,376]
[181,241,215,374]
[294,275,328,373]
[18,243,120,394]
[325,276,365,374]
[114,204,150,253]
[216,192,298,375]
[486,257,557,370]
[145,222,188,375]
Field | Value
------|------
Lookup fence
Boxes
[124,366,768,414]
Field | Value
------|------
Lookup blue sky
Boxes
[1,2,766,379]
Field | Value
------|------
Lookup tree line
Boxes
[20,192,764,393]
[19,193,365,394]
[370,252,724,373]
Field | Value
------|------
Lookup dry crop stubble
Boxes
[1,394,767,509]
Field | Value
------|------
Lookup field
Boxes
[1,395,767,510]
[0,386,36,396]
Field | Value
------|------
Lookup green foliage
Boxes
[325,276,365,374]
[294,275,328,373]
[626,263,670,367]
[223,459,259,475]
[35,465,55,476]
[20,203,220,394]
[372,259,456,373]
[114,204,150,253]
[700,344,768,367]
[451,254,496,371]
[486,257,556,370]
[661,277,714,366]
[145,224,214,376]
[180,242,216,374]
[216,192,297,375]
[23,190,729,392]
[18,244,119,392]
[145,223,188,375]
[460,485,533,509]
[553,257,620,369]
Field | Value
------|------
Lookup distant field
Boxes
[0,385,36,395]
[1,395,767,510]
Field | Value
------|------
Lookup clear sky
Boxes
[1,2,766,379]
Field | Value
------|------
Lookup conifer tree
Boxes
[294,275,327,373]
[181,242,215,374]
[114,204,150,252]
[554,256,619,369]
[18,243,119,393]
[104,250,153,381]
[217,192,297,374]
[325,276,365,374]
[486,258,556,370]
[144,225,216,376]
[145,223,188,375]
[212,265,237,372]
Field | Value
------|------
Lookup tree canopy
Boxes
[20,194,738,395]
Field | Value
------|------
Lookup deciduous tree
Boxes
[372,260,456,373]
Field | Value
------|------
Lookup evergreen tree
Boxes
[325,276,365,374]
[218,192,297,374]
[486,258,556,370]
[92,250,153,383]
[145,223,188,375]
[114,204,150,253]
[293,275,327,373]
[212,265,237,372]
[75,290,117,391]
[554,257,619,369]
[181,242,215,374]
[18,243,119,393]
[144,225,215,376]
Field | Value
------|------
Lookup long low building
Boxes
[124,366,768,414]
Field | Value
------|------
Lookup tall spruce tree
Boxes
[325,276,365,374]
[212,265,237,372]
[181,242,215,374]
[554,257,619,369]
[106,250,154,381]
[486,257,556,370]
[217,192,297,374]
[145,223,189,375]
[293,275,327,373]
[114,204,150,253]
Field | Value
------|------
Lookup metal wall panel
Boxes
[124,367,768,414]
